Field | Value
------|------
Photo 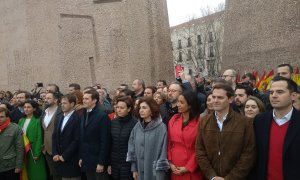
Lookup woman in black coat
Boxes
[108,96,137,180]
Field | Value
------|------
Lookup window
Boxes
[197,35,202,45]
[198,48,202,59]
[209,46,214,57]
[178,40,182,49]
[187,50,192,60]
[178,52,183,62]
[209,32,214,42]
[187,37,192,47]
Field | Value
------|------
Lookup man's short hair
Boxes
[17,91,31,99]
[48,83,60,93]
[243,73,256,81]
[120,84,129,89]
[47,92,60,100]
[235,84,253,96]
[213,83,235,98]
[0,107,9,117]
[277,63,293,73]
[61,94,77,107]
[272,76,298,93]
[157,80,167,86]
[135,79,145,90]
[69,83,81,90]
[84,89,99,104]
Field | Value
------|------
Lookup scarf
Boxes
[0,118,11,133]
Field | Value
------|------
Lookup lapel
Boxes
[283,109,300,156]
[261,111,273,159]
[47,107,59,129]
[26,116,36,135]
[85,107,96,128]
[61,112,75,134]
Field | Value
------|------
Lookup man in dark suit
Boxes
[79,89,111,180]
[9,91,31,123]
[52,94,81,180]
[254,76,300,180]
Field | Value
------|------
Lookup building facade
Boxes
[170,11,225,77]
[0,0,173,92]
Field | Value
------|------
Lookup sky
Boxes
[167,0,225,27]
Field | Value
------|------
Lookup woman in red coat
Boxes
[168,91,204,180]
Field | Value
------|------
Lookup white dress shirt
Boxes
[215,112,228,131]
[61,110,75,132]
[273,108,293,126]
[43,107,58,128]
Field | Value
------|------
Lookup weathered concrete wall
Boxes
[222,0,300,72]
[0,0,173,92]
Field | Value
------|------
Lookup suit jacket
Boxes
[42,106,63,155]
[253,108,300,180]
[52,111,81,177]
[9,107,24,124]
[80,105,111,172]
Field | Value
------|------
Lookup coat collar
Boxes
[138,116,163,131]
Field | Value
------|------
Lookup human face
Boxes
[68,87,76,94]
[177,95,190,113]
[167,84,182,104]
[45,93,57,107]
[222,70,235,83]
[277,66,292,79]
[9,95,18,106]
[144,88,153,97]
[0,104,7,109]
[139,102,152,120]
[40,93,46,100]
[23,103,35,117]
[0,112,7,125]
[235,89,248,107]
[16,93,26,106]
[270,81,296,111]
[293,93,300,111]
[46,85,56,93]
[206,94,214,111]
[132,80,141,92]
[156,82,164,89]
[244,99,260,118]
[212,89,233,113]
[117,101,131,117]
[83,93,97,109]
[163,87,168,95]
[61,98,74,113]
[154,94,163,105]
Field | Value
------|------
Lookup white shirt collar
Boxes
[215,112,228,131]
[273,108,293,126]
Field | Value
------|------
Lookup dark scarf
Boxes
[0,118,11,133]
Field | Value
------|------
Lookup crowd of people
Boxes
[0,63,300,180]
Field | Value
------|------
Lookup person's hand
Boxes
[179,71,186,81]
[170,163,181,175]
[96,164,104,173]
[33,156,39,160]
[15,168,21,173]
[107,166,112,175]
[59,156,65,162]
[133,171,138,180]
[79,159,82,167]
[53,155,60,162]
[174,167,189,175]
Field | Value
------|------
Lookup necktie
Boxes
[85,112,89,127]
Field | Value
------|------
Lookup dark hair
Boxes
[84,89,99,104]
[180,91,201,126]
[137,97,160,120]
[5,91,13,99]
[116,96,134,112]
[61,94,77,107]
[120,84,129,89]
[119,89,134,98]
[24,100,42,118]
[277,63,293,73]
[0,107,9,117]
[271,76,298,93]
[47,92,60,100]
[213,83,235,98]
[0,102,13,111]
[145,86,157,94]
[235,84,253,96]
[47,83,60,93]
[83,86,94,91]
[69,83,81,90]
[157,80,167,86]
[243,73,256,81]
[17,91,31,99]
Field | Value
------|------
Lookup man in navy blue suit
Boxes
[253,76,300,180]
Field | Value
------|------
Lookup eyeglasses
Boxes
[167,89,181,93]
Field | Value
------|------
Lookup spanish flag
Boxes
[293,67,300,85]
[20,134,31,180]
[256,71,266,88]
[258,70,274,92]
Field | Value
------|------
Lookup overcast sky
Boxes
[167,0,225,27]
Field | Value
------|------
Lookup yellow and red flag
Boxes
[293,67,300,85]
[256,71,266,88]
[20,134,31,180]
[258,70,274,92]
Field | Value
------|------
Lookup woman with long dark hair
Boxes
[18,100,47,180]
[108,96,137,180]
[168,91,204,180]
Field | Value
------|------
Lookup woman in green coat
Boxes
[18,100,47,180]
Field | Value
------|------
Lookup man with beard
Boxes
[234,85,253,113]
[41,92,63,180]
[9,91,31,123]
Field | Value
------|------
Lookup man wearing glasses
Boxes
[221,69,237,90]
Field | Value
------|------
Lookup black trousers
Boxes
[86,171,109,180]
[0,169,19,180]
[45,153,62,180]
